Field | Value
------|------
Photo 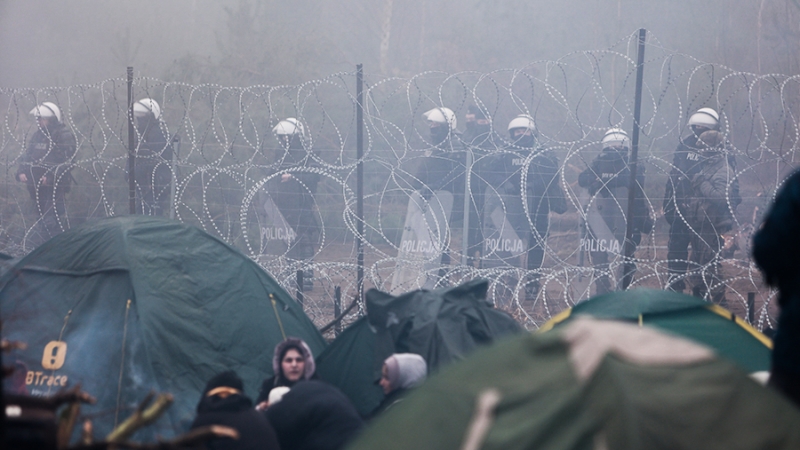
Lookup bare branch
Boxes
[106,393,174,443]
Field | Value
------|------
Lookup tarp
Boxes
[0,216,325,437]
[316,279,522,416]
[538,288,771,373]
[348,318,800,450]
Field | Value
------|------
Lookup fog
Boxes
[2,0,798,89]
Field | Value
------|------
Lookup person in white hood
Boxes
[371,353,427,418]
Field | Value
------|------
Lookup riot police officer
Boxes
[663,107,720,292]
[133,98,173,216]
[685,130,740,305]
[268,118,321,290]
[578,128,653,294]
[17,102,76,244]
[419,107,467,268]
[479,114,567,297]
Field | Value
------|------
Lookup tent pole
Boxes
[356,64,365,306]
[127,67,136,215]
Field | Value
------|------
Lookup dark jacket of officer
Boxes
[17,122,76,195]
[578,146,653,239]
[412,135,465,195]
[663,134,703,224]
[271,134,321,192]
[479,147,566,232]
[686,147,740,233]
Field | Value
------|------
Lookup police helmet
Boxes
[507,114,536,135]
[133,98,162,120]
[687,107,719,130]
[272,117,305,137]
[29,102,62,123]
[423,107,457,131]
[601,128,630,150]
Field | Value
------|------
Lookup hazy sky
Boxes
[0,0,795,89]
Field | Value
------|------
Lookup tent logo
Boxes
[42,341,67,370]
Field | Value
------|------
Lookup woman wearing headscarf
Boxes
[256,337,317,407]
[370,353,428,418]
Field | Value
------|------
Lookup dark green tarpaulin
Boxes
[539,288,772,373]
[0,216,325,437]
[316,279,522,416]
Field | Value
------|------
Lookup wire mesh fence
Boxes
[2,32,796,331]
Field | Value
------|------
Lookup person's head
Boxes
[202,370,244,396]
[29,102,61,130]
[753,170,800,299]
[133,98,161,121]
[465,105,490,132]
[423,107,456,146]
[601,128,630,152]
[688,107,720,137]
[273,117,305,150]
[272,337,315,385]
[507,114,537,149]
[379,353,427,395]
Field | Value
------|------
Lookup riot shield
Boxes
[582,186,628,295]
[256,190,297,256]
[480,187,528,269]
[390,190,454,295]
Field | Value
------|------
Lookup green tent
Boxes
[0,216,325,437]
[316,279,522,416]
[348,318,800,450]
[539,288,771,373]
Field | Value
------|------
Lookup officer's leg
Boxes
[666,218,692,291]
[701,228,727,306]
[153,163,172,217]
[38,185,64,241]
[467,199,483,267]
[134,162,155,215]
[590,249,612,295]
[525,215,549,298]
[285,188,320,290]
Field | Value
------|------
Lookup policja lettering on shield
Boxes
[580,237,622,254]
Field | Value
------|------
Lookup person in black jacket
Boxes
[752,169,800,407]
[685,130,740,305]
[663,107,720,292]
[578,128,653,294]
[191,370,281,450]
[132,98,173,216]
[17,102,76,244]
[265,380,363,450]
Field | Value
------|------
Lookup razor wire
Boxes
[1,31,796,331]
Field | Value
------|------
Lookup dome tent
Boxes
[539,288,771,374]
[0,216,325,437]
